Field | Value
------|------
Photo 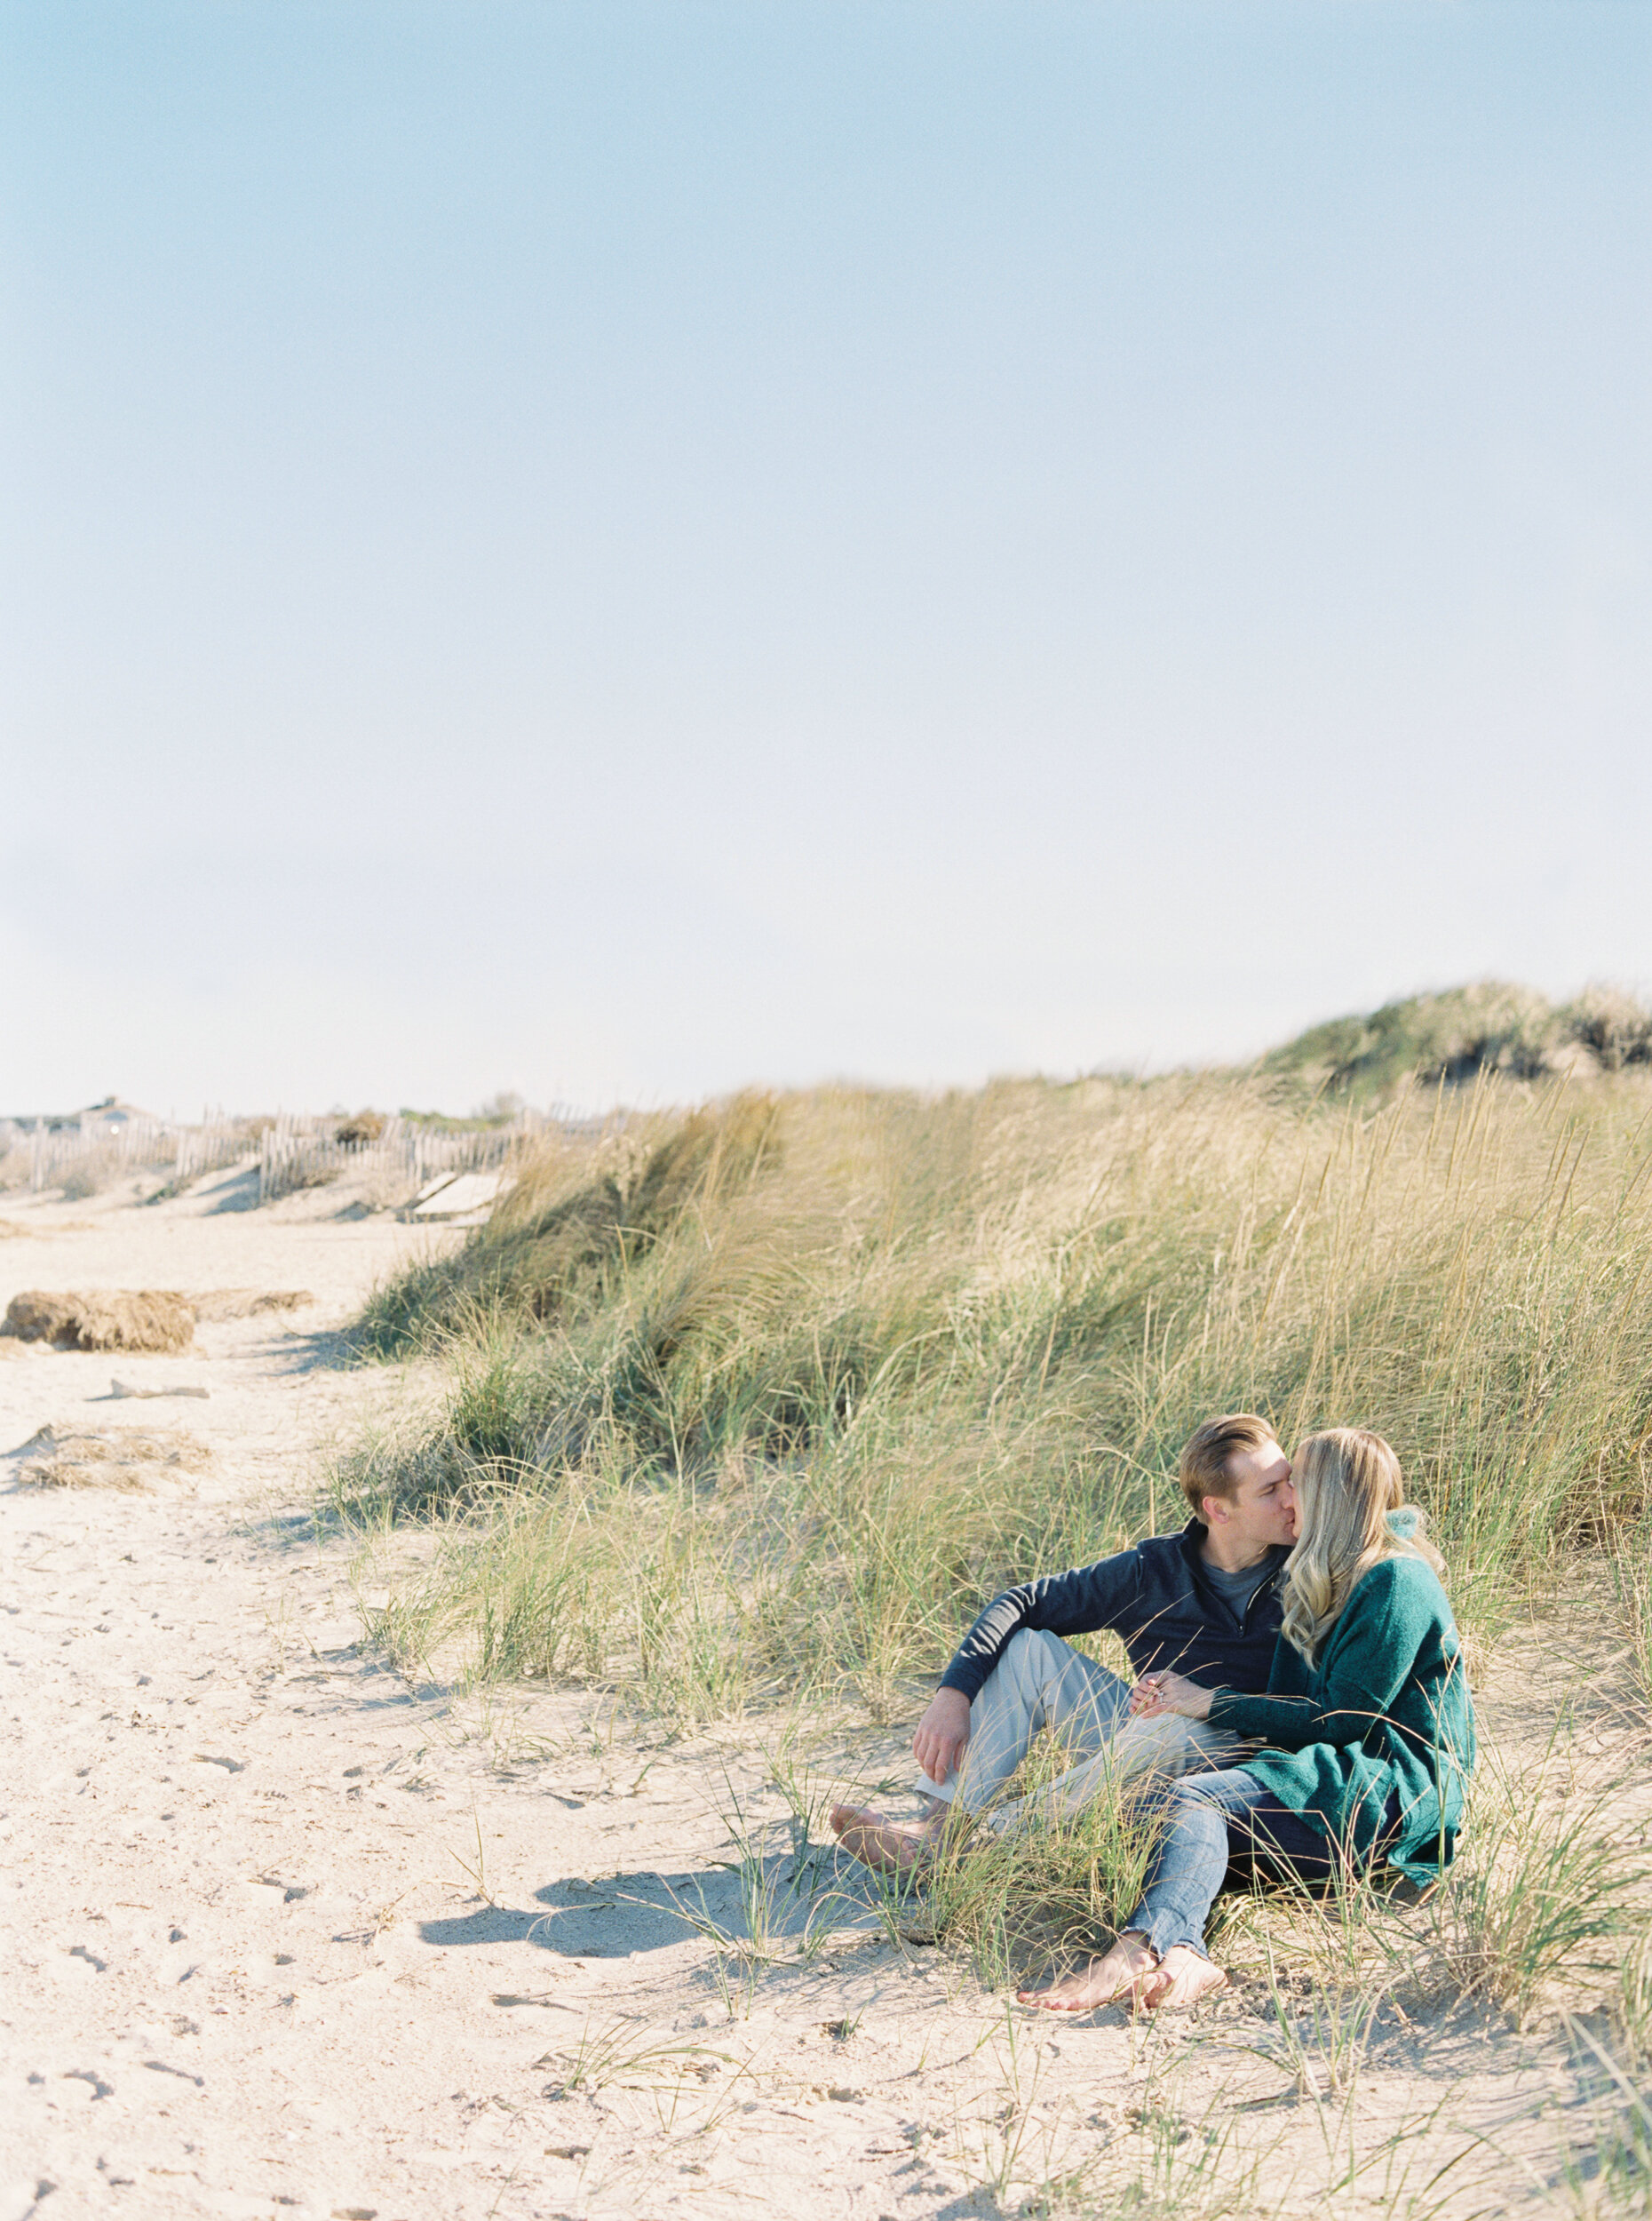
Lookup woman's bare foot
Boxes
[1016,1931,1158,2013]
[829,1803,944,1875]
[1138,1943,1228,2010]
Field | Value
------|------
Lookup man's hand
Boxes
[913,1687,972,1787]
[1129,1670,1213,1722]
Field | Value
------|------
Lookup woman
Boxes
[1021,1427,1474,2014]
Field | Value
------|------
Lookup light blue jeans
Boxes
[1122,1767,1343,1961]
[923,1630,1244,1829]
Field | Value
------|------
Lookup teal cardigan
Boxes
[1206,1535,1475,1883]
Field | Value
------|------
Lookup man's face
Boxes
[1205,1438,1299,1552]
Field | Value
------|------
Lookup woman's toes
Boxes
[1017,1944,1156,2013]
[1142,1946,1227,2010]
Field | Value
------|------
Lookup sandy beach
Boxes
[0,1174,1634,2221]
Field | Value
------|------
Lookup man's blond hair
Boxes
[1178,1413,1276,1518]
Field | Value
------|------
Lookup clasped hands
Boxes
[1127,1668,1214,1721]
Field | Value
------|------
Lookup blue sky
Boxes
[4,2,1648,1115]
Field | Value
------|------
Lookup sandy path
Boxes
[0,1184,1607,2220]
[0,1188,940,2221]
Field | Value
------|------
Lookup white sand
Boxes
[0,1177,1617,2219]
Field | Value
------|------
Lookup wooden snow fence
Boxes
[0,1105,585,1215]
[0,1113,250,1197]
[255,1112,544,1206]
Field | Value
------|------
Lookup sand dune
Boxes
[0,1179,1623,2219]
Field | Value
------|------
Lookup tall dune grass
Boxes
[339,1069,1652,1718]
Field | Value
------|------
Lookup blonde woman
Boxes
[1022,1429,1475,2014]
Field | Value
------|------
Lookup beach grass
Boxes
[338,1060,1652,1719]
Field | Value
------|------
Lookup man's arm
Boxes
[936,1550,1142,1704]
[909,1551,1143,1791]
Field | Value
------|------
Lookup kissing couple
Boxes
[830,1415,1475,2012]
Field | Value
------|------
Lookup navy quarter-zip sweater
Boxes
[937,1521,1290,1703]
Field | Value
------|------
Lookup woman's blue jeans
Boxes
[1121,1767,1347,1962]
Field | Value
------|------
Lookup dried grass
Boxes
[187,1288,314,1322]
[12,1422,212,1489]
[3,1289,196,1353]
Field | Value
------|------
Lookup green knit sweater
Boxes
[1206,1535,1475,1883]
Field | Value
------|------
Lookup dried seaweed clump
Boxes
[12,1423,212,1490]
[188,1288,314,1321]
[3,1290,195,1353]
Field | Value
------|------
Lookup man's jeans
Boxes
[1122,1767,1360,1962]
[922,1629,1244,1831]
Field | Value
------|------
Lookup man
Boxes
[830,1413,1299,1871]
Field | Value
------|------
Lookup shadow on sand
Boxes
[417,1849,891,1958]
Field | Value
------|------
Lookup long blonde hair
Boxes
[1280,1428,1446,1664]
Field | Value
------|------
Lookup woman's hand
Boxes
[1129,1669,1214,1722]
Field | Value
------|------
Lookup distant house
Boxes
[78,1097,162,1131]
[0,1098,165,1135]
